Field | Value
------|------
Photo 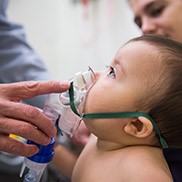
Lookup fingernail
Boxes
[60,81,70,88]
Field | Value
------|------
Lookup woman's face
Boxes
[129,0,182,42]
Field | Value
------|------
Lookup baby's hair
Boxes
[129,35,182,148]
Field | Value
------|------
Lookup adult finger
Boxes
[0,117,52,146]
[0,101,57,138]
[0,134,39,157]
[1,81,70,101]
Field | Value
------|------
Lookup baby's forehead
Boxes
[114,40,164,77]
[123,40,155,50]
[116,40,160,61]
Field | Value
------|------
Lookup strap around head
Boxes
[83,112,168,149]
[69,82,168,149]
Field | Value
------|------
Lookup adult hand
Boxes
[0,81,70,157]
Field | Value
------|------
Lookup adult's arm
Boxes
[0,80,70,157]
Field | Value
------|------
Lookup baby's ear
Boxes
[124,116,153,138]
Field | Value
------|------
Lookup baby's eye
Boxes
[107,66,116,78]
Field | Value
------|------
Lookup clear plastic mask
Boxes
[44,67,96,136]
[58,67,95,136]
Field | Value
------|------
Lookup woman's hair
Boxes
[130,34,182,148]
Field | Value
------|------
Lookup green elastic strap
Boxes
[69,82,168,149]
[83,112,168,149]
[69,82,81,117]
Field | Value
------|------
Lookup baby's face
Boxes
[83,41,163,135]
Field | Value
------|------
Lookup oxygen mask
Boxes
[47,67,96,136]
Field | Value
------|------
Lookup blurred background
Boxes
[8,0,140,80]
[1,0,141,181]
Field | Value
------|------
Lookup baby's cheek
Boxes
[84,91,101,113]
[84,80,110,112]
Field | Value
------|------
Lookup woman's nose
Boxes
[141,17,157,34]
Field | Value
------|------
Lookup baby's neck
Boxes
[95,136,157,152]
[96,138,125,152]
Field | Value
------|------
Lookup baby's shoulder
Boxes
[120,146,162,167]
[118,146,172,181]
